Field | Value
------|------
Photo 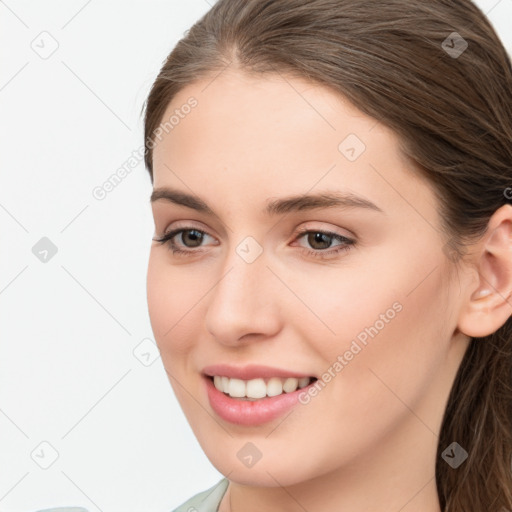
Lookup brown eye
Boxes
[179,229,205,248]
[294,228,355,260]
[152,227,215,255]
[306,232,335,250]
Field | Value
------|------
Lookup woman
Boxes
[143,0,512,510]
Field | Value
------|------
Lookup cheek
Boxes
[147,251,227,364]
[281,261,402,355]
[147,252,198,353]
[293,248,450,399]
[146,254,169,338]
[147,254,204,409]
[334,263,449,414]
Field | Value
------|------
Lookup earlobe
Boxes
[457,204,512,338]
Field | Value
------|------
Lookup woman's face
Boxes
[147,69,471,489]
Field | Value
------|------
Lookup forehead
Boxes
[151,68,436,224]
[155,68,378,153]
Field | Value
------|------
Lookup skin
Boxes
[147,68,512,512]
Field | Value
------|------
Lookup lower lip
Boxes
[203,375,316,426]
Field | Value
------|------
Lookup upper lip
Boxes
[202,364,316,380]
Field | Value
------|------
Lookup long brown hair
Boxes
[142,1,512,509]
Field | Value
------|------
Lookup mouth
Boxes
[204,374,318,400]
[202,373,320,426]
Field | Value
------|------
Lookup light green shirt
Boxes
[33,479,230,512]
[172,478,230,512]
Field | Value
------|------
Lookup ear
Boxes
[457,204,512,338]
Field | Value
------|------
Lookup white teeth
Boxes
[228,378,246,397]
[283,377,298,393]
[298,377,310,389]
[246,378,267,398]
[266,377,283,397]
[221,376,229,393]
[211,375,314,399]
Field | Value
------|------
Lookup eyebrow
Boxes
[150,187,384,215]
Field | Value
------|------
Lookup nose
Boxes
[204,244,282,346]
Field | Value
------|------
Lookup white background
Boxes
[1,1,511,511]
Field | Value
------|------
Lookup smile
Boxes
[203,374,319,426]
[211,375,315,400]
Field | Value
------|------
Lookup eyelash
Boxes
[152,226,355,260]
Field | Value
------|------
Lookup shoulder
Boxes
[25,480,229,512]
[171,478,230,512]
[29,509,89,512]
